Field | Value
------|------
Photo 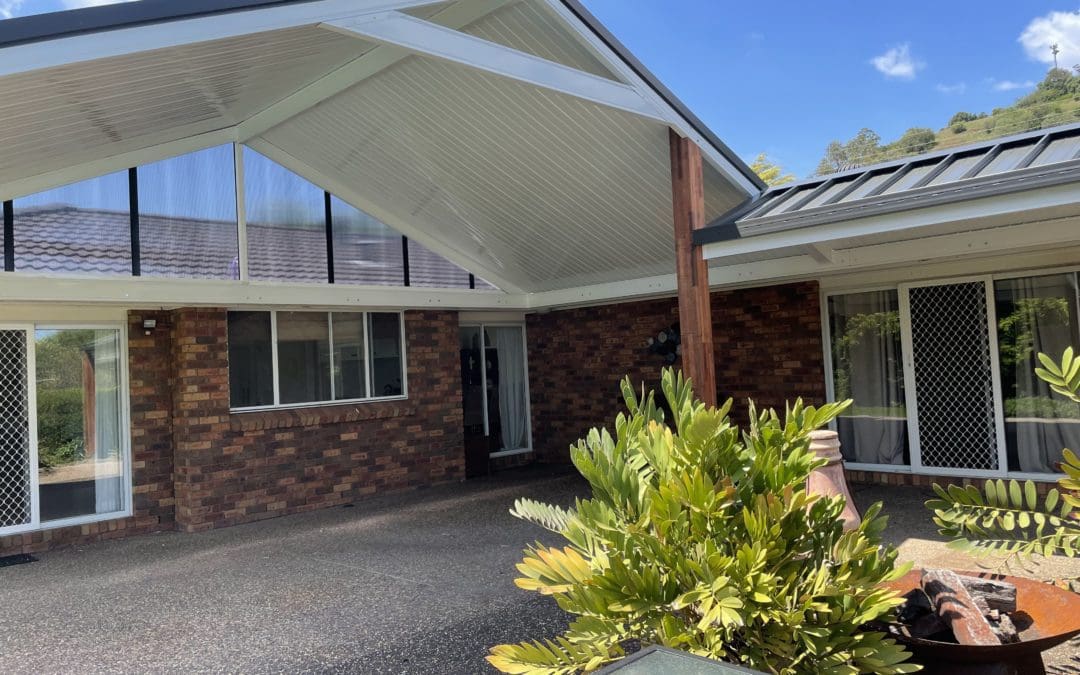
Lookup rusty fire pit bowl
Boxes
[881,569,1080,674]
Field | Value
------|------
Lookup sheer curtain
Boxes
[996,274,1080,473]
[828,291,908,465]
[93,330,123,515]
[490,327,529,452]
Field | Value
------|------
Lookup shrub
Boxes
[951,123,967,134]
[489,369,915,674]
[928,348,1080,569]
[36,387,85,469]
[948,112,978,126]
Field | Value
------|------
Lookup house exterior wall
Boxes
[0,307,463,556]
[169,308,464,533]
[527,281,827,462]
[0,311,177,555]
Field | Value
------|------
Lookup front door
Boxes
[459,324,531,477]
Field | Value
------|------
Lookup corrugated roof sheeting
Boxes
[259,53,744,293]
[732,125,1080,233]
[0,26,370,186]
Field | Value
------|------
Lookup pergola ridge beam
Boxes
[0,0,444,79]
[238,0,516,141]
[245,137,527,295]
[322,11,666,122]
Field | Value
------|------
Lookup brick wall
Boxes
[526,281,827,462]
[1,307,463,555]
[1,311,176,556]
[170,308,464,533]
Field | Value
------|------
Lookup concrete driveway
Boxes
[0,467,579,674]
[3,469,1079,674]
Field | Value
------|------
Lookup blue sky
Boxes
[3,1,1080,176]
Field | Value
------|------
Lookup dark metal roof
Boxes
[696,121,1080,246]
[0,0,765,193]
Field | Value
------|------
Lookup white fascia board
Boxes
[703,181,1080,261]
[245,137,528,295]
[0,273,525,310]
[521,256,824,310]
[0,0,443,78]
[238,0,515,141]
[538,0,760,198]
[322,11,666,122]
[0,126,237,201]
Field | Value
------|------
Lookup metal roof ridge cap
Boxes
[731,159,1080,231]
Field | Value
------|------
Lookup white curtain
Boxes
[996,274,1080,474]
[93,330,123,514]
[490,327,529,452]
[829,291,908,465]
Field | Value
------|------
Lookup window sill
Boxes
[231,399,416,432]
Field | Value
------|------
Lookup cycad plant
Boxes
[927,348,1080,566]
[488,369,916,675]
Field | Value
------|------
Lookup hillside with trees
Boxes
[812,67,1080,176]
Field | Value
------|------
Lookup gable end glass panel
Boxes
[244,148,328,284]
[330,196,404,286]
[407,239,472,288]
[139,145,239,280]
[13,172,131,276]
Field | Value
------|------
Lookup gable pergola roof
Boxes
[696,123,1080,286]
[0,0,761,305]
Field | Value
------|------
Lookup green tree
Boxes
[948,112,978,126]
[816,128,882,175]
[749,153,795,186]
[888,127,936,157]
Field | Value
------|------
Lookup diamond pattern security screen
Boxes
[908,282,1000,470]
[0,330,32,530]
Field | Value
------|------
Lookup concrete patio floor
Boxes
[1,467,1079,674]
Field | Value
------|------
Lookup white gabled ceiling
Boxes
[0,0,756,297]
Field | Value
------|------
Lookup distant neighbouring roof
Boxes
[9,206,493,289]
[697,122,1080,245]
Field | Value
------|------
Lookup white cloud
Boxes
[935,82,967,94]
[1020,11,1080,69]
[0,0,25,18]
[61,0,139,8]
[871,43,923,79]
[992,79,1036,91]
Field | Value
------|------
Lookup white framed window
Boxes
[228,310,407,411]
[0,323,132,536]
[823,267,1080,479]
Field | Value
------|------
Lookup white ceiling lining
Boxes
[257,52,733,293]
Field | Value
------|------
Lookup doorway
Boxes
[459,324,532,477]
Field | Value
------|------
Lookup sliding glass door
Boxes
[826,270,1080,478]
[0,324,129,535]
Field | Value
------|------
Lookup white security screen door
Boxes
[0,328,36,534]
[901,279,1007,474]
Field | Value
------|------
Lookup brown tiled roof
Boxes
[9,206,492,289]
